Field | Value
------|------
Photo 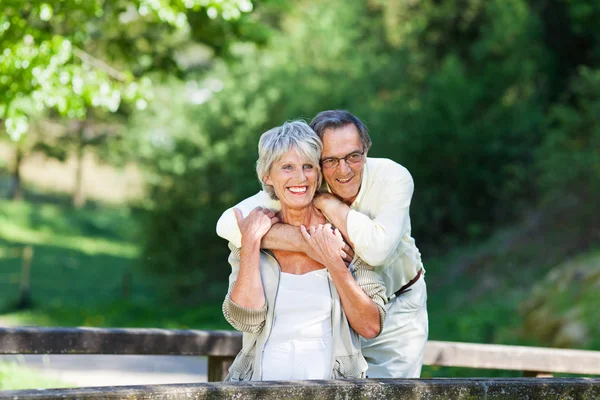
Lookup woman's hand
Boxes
[234,207,279,243]
[300,223,346,269]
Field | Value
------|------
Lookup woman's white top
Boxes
[261,268,333,380]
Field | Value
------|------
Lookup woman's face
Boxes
[264,148,319,210]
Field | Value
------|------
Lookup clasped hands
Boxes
[233,206,354,266]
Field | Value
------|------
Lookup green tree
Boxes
[1,0,254,199]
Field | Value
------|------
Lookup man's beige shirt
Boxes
[216,157,424,298]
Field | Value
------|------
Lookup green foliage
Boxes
[134,0,555,292]
[520,250,600,349]
[0,0,254,140]
[128,72,278,299]
[537,67,600,208]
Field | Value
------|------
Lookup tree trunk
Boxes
[72,125,86,208]
[8,146,24,201]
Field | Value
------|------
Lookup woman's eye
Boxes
[283,165,293,170]
[303,164,313,169]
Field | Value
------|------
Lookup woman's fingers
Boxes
[333,228,343,240]
[233,208,243,227]
[263,208,279,224]
[300,225,311,240]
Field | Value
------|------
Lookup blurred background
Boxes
[1,0,599,389]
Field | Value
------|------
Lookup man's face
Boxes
[320,124,366,205]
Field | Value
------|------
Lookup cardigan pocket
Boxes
[225,352,255,381]
[331,353,368,379]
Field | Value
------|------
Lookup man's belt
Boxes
[393,268,423,297]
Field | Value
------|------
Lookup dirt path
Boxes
[0,354,207,387]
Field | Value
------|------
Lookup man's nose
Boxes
[338,159,351,174]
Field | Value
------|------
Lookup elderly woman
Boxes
[222,120,387,381]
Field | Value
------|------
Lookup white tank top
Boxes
[262,268,333,380]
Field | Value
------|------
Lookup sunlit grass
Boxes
[0,362,72,390]
[0,221,138,258]
[0,200,138,257]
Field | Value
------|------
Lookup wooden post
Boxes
[207,355,235,382]
[17,246,33,309]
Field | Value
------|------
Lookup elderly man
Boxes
[216,110,428,378]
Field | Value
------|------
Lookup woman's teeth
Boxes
[288,187,307,193]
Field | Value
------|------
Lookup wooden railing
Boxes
[2,378,599,399]
[1,327,600,381]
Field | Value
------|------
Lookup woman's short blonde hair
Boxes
[256,120,323,200]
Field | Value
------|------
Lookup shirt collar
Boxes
[351,157,368,208]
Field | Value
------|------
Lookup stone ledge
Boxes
[1,378,598,399]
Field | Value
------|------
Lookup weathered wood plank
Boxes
[424,340,600,375]
[0,328,242,356]
[0,378,598,400]
[1,328,600,376]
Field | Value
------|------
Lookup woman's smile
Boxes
[264,149,319,208]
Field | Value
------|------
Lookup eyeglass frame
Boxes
[320,150,365,169]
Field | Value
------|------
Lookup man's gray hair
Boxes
[256,120,323,200]
[310,109,372,152]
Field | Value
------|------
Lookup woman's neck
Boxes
[279,204,323,227]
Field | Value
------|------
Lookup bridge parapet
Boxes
[0,378,599,399]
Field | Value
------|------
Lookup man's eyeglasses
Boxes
[321,150,365,169]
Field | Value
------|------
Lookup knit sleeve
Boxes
[350,257,388,337]
[222,243,267,333]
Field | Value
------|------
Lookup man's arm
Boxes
[315,165,414,266]
[216,191,309,252]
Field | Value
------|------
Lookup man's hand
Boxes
[341,241,355,265]
[300,223,347,269]
[234,207,279,243]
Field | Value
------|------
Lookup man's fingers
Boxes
[342,242,355,259]
[341,250,353,264]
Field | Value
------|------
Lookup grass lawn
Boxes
[0,199,229,330]
[0,362,73,390]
